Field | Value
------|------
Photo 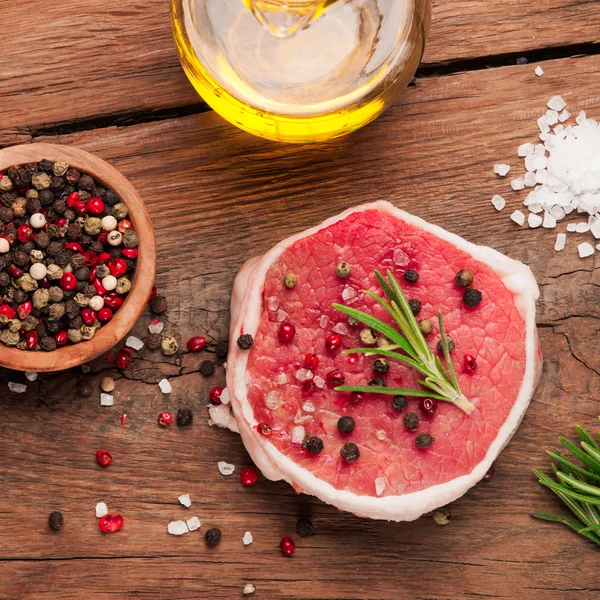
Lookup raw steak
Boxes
[226,201,541,521]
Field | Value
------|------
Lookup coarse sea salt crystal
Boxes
[538,117,550,134]
[576,222,590,233]
[126,336,144,350]
[158,379,172,394]
[494,164,511,176]
[319,315,329,329]
[208,404,239,433]
[535,66,544,77]
[276,309,288,323]
[148,320,164,334]
[548,95,567,111]
[332,322,348,335]
[243,584,256,596]
[518,143,535,157]
[313,375,325,389]
[220,388,230,405]
[100,393,114,406]
[578,242,595,258]
[295,368,313,382]
[275,373,287,385]
[511,210,526,226]
[591,220,600,239]
[555,233,566,251]
[24,372,37,382]
[342,286,356,302]
[375,430,386,441]
[392,248,410,266]
[375,478,386,497]
[8,382,26,393]
[523,172,537,187]
[243,531,253,545]
[218,461,235,476]
[292,425,306,444]
[186,516,201,531]
[179,494,192,508]
[491,195,506,211]
[302,401,315,413]
[545,110,559,126]
[511,178,525,191]
[265,391,282,410]
[168,521,189,536]
[267,296,280,311]
[524,156,537,172]
[528,213,543,228]
[95,502,108,518]
[558,109,570,123]
[81,364,91,374]
[566,223,577,232]
[542,212,556,228]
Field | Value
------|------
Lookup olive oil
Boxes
[171,0,430,143]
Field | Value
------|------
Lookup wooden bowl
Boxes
[0,143,156,372]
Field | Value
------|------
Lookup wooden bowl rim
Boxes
[0,143,156,372]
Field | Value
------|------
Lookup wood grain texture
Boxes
[1,1,599,146]
[0,53,600,599]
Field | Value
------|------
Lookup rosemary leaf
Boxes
[546,450,600,483]
[538,476,600,506]
[575,424,600,451]
[438,311,459,390]
[342,348,436,378]
[581,441,600,467]
[557,472,600,497]
[559,437,600,474]
[334,385,448,401]
[532,512,600,544]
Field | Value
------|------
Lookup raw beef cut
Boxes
[226,201,541,521]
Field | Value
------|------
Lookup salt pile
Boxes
[495,95,600,257]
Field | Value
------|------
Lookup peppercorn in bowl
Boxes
[0,144,156,372]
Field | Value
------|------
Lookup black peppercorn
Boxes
[340,442,360,463]
[303,436,324,454]
[47,241,62,256]
[67,223,81,240]
[415,432,436,448]
[53,198,67,214]
[437,335,455,354]
[34,232,50,249]
[296,517,316,538]
[65,168,81,185]
[237,334,254,350]
[177,408,194,427]
[463,288,482,308]
[50,176,65,192]
[404,269,419,283]
[455,269,474,288]
[408,299,422,316]
[13,251,29,267]
[392,395,407,411]
[39,189,54,206]
[0,272,9,288]
[205,527,222,547]
[48,511,64,531]
[368,378,386,387]
[215,340,229,359]
[146,333,162,350]
[76,379,93,398]
[13,167,31,188]
[104,189,119,206]
[40,159,54,173]
[79,174,94,190]
[372,358,390,374]
[404,412,419,431]
[199,360,215,377]
[337,416,355,434]
[0,207,13,223]
[40,336,57,351]
[150,295,168,314]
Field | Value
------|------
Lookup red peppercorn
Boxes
[280,536,295,556]
[92,278,107,296]
[25,330,38,349]
[98,514,124,533]
[97,231,108,246]
[258,423,272,436]
[80,308,97,326]
[7,265,22,278]
[83,251,97,267]
[120,414,127,426]
[103,293,123,310]
[117,219,132,233]
[326,370,345,387]
[66,192,80,208]
[108,258,127,278]
[55,331,67,346]
[350,391,364,404]
[73,200,88,215]
[158,412,173,427]
[89,267,97,281]
[17,301,32,320]
[0,304,16,319]
[278,322,296,343]
[60,272,77,291]
[88,197,105,215]
[96,252,111,265]
[304,352,319,370]
[95,449,113,467]
[484,464,495,481]
[97,308,113,323]
[17,224,33,243]
[187,336,207,352]
[302,380,315,397]
[56,218,67,227]
[419,398,437,416]
[40,277,50,289]
[464,354,477,373]
[240,466,259,486]
[115,350,131,370]
[65,242,83,253]
[149,286,157,301]
[122,247,138,259]
[325,333,342,352]
[209,386,223,404]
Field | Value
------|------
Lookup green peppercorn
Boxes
[161,335,178,356]
[237,334,254,350]
[335,261,351,279]
[408,299,422,316]
[463,287,483,307]
[404,412,419,431]
[337,416,355,434]
[303,436,324,454]
[455,269,474,288]
[437,335,455,354]
[416,432,436,448]
[48,511,64,531]
[419,319,433,335]
[372,358,390,374]
[360,328,378,346]
[404,269,419,283]
[340,442,360,463]
[392,395,407,411]
[284,273,297,289]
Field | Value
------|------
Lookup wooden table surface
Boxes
[1,1,600,599]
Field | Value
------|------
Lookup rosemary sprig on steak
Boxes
[533,418,600,546]
[333,269,475,415]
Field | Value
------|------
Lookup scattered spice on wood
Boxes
[176,408,194,426]
[99,513,124,533]
[161,335,178,356]
[283,273,297,289]
[48,511,64,531]
[303,435,324,454]
[296,517,315,537]
[205,527,222,547]
[455,269,474,288]
[209,386,223,404]
[337,416,355,433]
[404,412,419,431]
[187,336,206,352]
[340,442,360,462]
[416,432,436,448]
[200,360,215,377]
[95,449,113,467]
[392,395,407,411]
[215,339,229,358]
[280,536,295,556]
[158,412,173,427]
[100,377,115,393]
[463,288,483,307]
[240,466,259,486]
[76,379,93,398]
[145,332,162,350]
[336,261,351,278]
[237,333,254,350]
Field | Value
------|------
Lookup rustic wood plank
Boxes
[1,1,599,146]
[2,55,600,599]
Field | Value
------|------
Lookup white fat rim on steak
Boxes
[227,201,541,522]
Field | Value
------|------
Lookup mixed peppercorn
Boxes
[0,160,138,351]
